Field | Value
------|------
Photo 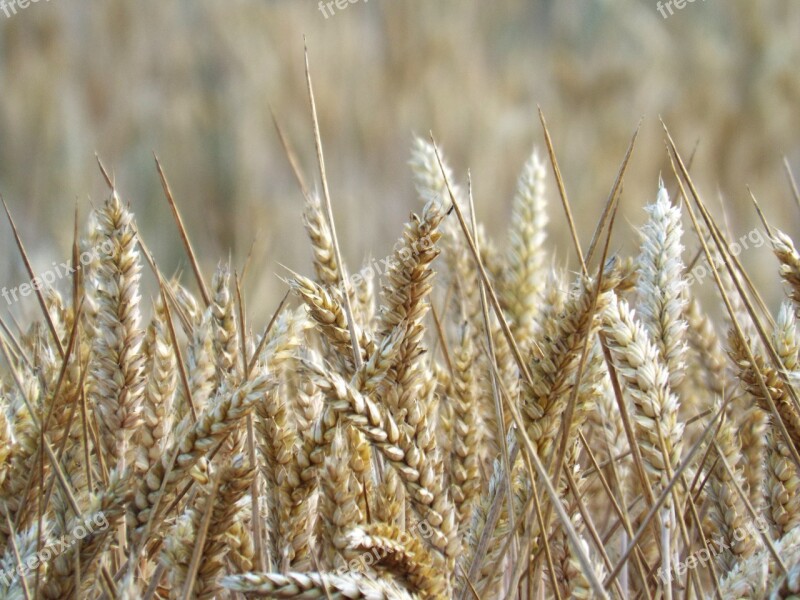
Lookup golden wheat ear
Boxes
[729,330,800,456]
[318,427,364,571]
[211,261,241,387]
[521,262,621,465]
[705,405,761,572]
[503,148,549,346]
[771,229,800,312]
[303,190,341,289]
[346,522,449,600]
[134,296,177,478]
[88,190,146,472]
[634,183,689,388]
[289,272,375,373]
[131,375,270,536]
[222,571,418,598]
[449,324,482,535]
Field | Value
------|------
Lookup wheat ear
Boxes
[684,296,727,396]
[771,229,800,311]
[347,523,448,600]
[716,524,800,598]
[303,190,341,288]
[252,309,312,569]
[503,148,549,346]
[523,262,620,464]
[308,363,458,562]
[194,455,256,599]
[222,571,417,599]
[602,295,684,492]
[602,294,684,587]
[765,429,800,537]
[88,190,145,470]
[774,300,800,375]
[134,297,177,477]
[319,428,364,570]
[635,184,688,387]
[729,331,800,453]
[450,324,482,533]
[185,307,217,416]
[131,375,270,534]
[211,262,241,386]
[45,467,132,599]
[0,520,41,598]
[290,274,375,372]
[705,407,760,572]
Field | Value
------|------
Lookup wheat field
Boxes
[2,3,800,597]
[1,57,800,596]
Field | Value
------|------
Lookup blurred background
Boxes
[1,0,799,320]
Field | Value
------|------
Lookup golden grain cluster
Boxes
[2,111,800,599]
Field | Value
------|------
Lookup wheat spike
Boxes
[602,294,684,493]
[131,375,270,534]
[523,261,620,465]
[43,467,132,598]
[602,293,684,579]
[134,297,177,476]
[635,184,688,388]
[738,404,769,515]
[290,273,375,372]
[705,408,760,572]
[222,570,417,599]
[211,262,241,386]
[503,149,549,347]
[771,229,800,311]
[716,523,800,599]
[185,307,217,416]
[303,190,341,289]
[88,190,146,470]
[450,324,482,533]
[319,428,364,570]
[162,511,195,594]
[684,296,727,397]
[0,521,42,599]
[377,197,444,374]
[774,301,800,373]
[729,331,800,454]
[308,363,458,564]
[765,429,800,537]
[346,523,448,600]
[193,455,256,599]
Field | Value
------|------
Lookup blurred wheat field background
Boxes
[1,1,799,318]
